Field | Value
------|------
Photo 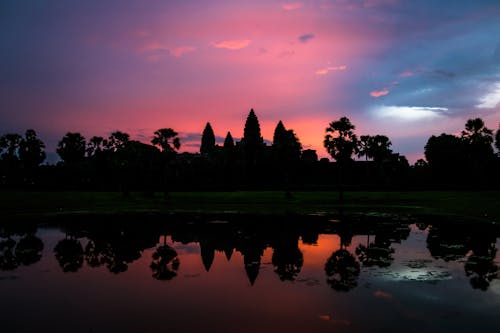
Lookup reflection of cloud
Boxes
[315,65,347,75]
[212,39,251,50]
[374,106,448,121]
[370,89,390,97]
[282,2,304,11]
[298,33,315,43]
[476,82,500,109]
[373,290,393,299]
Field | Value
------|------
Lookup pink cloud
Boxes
[370,89,390,97]
[281,2,304,11]
[212,39,252,50]
[316,65,347,75]
[140,42,168,53]
[170,46,196,57]
[400,70,414,77]
[139,43,196,58]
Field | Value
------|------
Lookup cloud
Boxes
[141,42,168,53]
[298,33,315,43]
[399,71,414,77]
[374,106,448,121]
[140,43,196,58]
[315,65,347,75]
[476,82,500,109]
[370,89,390,97]
[212,39,251,50]
[281,2,304,11]
[170,46,196,57]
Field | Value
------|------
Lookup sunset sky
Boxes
[1,0,499,162]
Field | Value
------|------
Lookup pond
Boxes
[1,213,500,332]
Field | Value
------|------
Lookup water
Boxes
[1,213,500,332]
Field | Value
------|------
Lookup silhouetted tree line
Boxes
[2,214,498,290]
[1,110,499,191]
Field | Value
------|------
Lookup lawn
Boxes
[0,190,499,223]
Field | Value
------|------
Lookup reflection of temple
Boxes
[2,213,499,291]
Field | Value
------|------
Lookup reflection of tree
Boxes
[150,237,179,281]
[0,238,18,271]
[54,238,84,272]
[325,249,360,292]
[15,235,44,265]
[271,235,303,281]
[355,235,394,268]
[83,227,151,274]
[465,240,499,291]
[427,227,470,262]
[0,228,44,270]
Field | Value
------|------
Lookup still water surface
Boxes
[1,214,500,332]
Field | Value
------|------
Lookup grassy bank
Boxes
[0,190,499,223]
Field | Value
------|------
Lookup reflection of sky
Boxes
[1,1,499,162]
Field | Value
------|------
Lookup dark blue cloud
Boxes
[298,33,315,43]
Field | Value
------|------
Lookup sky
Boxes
[1,0,499,163]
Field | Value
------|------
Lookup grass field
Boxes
[0,190,499,223]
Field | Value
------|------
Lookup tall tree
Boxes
[19,129,46,169]
[151,128,180,154]
[151,128,180,197]
[461,118,494,157]
[461,118,494,181]
[495,123,500,152]
[105,131,130,152]
[0,133,22,162]
[323,117,358,201]
[86,136,106,157]
[357,135,392,163]
[56,132,86,165]
[424,133,465,182]
[200,122,216,155]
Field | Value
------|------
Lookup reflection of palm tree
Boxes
[465,242,499,291]
[150,237,179,281]
[271,235,303,281]
[54,238,84,273]
[0,238,18,271]
[426,227,470,262]
[0,228,44,270]
[15,235,44,266]
[355,235,394,268]
[325,249,360,292]
[272,247,303,281]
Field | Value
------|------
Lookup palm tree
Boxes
[56,132,86,166]
[151,128,180,197]
[324,248,360,292]
[323,117,358,202]
[461,118,494,180]
[151,128,180,154]
[150,236,180,281]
